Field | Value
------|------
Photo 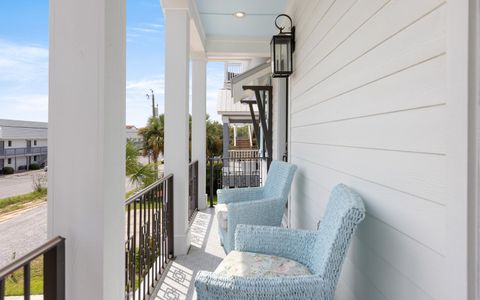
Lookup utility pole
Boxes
[146,89,156,117]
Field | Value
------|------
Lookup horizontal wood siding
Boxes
[288,0,449,299]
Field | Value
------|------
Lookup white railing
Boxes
[228,149,259,159]
[224,62,244,82]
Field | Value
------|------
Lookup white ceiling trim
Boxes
[188,0,206,51]
[160,0,207,53]
[206,38,270,60]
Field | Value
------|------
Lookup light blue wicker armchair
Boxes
[195,184,366,300]
[215,160,297,253]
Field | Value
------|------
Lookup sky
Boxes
[0,0,224,127]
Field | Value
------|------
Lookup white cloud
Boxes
[0,40,48,85]
[0,94,48,121]
[126,23,164,43]
[0,40,49,121]
[149,23,163,28]
[126,77,164,91]
[0,39,226,126]
[132,27,159,33]
[125,76,165,126]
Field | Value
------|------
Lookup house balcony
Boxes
[0,147,48,158]
[0,0,476,299]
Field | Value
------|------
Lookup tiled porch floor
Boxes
[152,207,226,300]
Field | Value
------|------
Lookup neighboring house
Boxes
[0,119,48,172]
[217,61,260,158]
[125,125,142,149]
[0,121,143,173]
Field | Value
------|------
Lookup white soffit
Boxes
[231,62,271,103]
[196,0,288,58]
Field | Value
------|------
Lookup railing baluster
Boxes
[0,278,4,300]
[138,194,143,300]
[132,197,137,300]
[43,238,65,300]
[146,191,150,294]
[162,180,167,269]
[167,177,174,258]
[24,263,30,300]
[127,203,131,297]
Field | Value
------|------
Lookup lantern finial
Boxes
[274,14,293,34]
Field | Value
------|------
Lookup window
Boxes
[7,158,11,164]
[34,140,37,146]
[7,141,12,147]
[33,156,37,162]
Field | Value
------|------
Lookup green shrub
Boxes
[29,163,40,170]
[2,167,14,175]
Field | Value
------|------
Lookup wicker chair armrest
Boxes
[234,224,317,264]
[217,187,265,204]
[226,197,285,235]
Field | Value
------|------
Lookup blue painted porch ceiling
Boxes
[197,0,288,39]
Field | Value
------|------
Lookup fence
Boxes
[124,175,174,300]
[0,236,65,300]
[207,157,269,207]
[188,160,198,221]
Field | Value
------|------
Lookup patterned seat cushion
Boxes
[216,203,228,231]
[214,250,311,278]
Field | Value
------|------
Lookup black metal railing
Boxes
[125,175,174,300]
[208,157,269,207]
[188,160,199,221]
[0,236,65,300]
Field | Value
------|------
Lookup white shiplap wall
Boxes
[287,0,458,299]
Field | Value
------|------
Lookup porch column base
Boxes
[174,229,191,255]
[198,193,208,210]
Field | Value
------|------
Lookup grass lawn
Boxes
[0,188,47,215]
[4,255,43,296]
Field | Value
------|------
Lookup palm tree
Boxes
[126,140,140,176]
[139,115,164,168]
[125,140,156,188]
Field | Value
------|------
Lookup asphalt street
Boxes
[0,160,162,268]
[0,203,47,267]
[0,174,142,268]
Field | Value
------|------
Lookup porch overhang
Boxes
[160,0,288,61]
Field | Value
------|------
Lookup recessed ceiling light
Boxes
[233,11,246,18]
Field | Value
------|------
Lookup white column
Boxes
[248,125,253,147]
[272,78,287,161]
[233,125,237,147]
[222,116,230,158]
[191,56,207,210]
[48,0,126,298]
[164,8,191,255]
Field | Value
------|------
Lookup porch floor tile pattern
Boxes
[153,207,226,300]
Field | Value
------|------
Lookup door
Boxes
[0,159,4,170]
[26,140,31,154]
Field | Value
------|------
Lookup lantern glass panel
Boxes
[271,35,292,76]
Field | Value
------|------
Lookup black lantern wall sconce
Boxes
[271,14,295,78]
